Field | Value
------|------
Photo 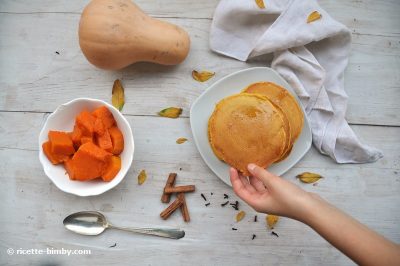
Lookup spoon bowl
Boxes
[63,211,185,239]
[64,211,108,236]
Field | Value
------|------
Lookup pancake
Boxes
[243,82,304,161]
[208,113,226,162]
[208,98,290,163]
[208,93,287,176]
[243,82,304,140]
[268,101,292,162]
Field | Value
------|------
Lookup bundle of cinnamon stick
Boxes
[160,173,195,222]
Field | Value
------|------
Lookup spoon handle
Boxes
[109,224,185,239]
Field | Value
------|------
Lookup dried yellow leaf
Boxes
[297,172,323,183]
[158,107,182,118]
[255,0,265,9]
[266,214,279,229]
[137,170,147,185]
[307,11,322,23]
[176,137,188,144]
[236,211,246,222]
[112,79,125,111]
[192,70,215,82]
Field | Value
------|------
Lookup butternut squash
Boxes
[43,105,124,182]
[42,141,70,165]
[71,124,83,149]
[48,131,75,155]
[108,126,124,155]
[94,118,106,136]
[96,129,113,152]
[64,158,75,180]
[71,142,112,181]
[76,110,96,136]
[79,0,190,70]
[92,106,116,129]
[102,156,121,182]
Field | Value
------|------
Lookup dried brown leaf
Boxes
[236,211,246,222]
[137,170,147,185]
[158,107,182,118]
[176,137,188,144]
[307,11,322,23]
[255,0,265,9]
[266,214,279,229]
[112,79,125,111]
[192,70,215,82]
[297,172,322,184]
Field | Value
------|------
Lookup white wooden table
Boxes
[1,1,399,265]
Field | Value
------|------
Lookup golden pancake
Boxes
[268,101,292,162]
[243,82,303,140]
[208,98,290,163]
[243,82,304,161]
[208,113,226,162]
[208,93,287,176]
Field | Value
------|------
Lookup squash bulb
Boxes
[79,0,191,70]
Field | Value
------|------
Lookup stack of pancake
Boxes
[208,82,304,176]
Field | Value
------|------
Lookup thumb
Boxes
[247,163,278,187]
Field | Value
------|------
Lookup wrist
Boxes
[293,192,327,224]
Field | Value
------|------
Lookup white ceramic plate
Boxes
[190,67,312,186]
[38,98,134,196]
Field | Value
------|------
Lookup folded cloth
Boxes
[210,0,383,163]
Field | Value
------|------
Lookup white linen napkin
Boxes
[209,0,383,163]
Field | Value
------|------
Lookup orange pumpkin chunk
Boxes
[48,131,75,155]
[102,156,121,182]
[64,158,75,180]
[94,118,106,136]
[81,136,93,144]
[109,126,124,155]
[71,124,83,148]
[92,106,116,129]
[71,142,112,181]
[42,105,124,182]
[42,141,69,165]
[76,110,96,136]
[96,129,113,152]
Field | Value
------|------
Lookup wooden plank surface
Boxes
[1,0,399,38]
[0,0,399,265]
[0,2,400,126]
[1,113,399,265]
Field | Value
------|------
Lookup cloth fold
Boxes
[210,0,382,163]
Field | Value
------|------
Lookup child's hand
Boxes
[230,164,315,221]
[231,164,400,265]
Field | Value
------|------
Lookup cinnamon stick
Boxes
[160,197,183,220]
[164,185,195,194]
[178,193,190,222]
[161,173,177,203]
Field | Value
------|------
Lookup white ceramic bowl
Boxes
[38,98,134,196]
[190,67,312,186]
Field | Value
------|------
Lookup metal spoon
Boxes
[63,211,185,239]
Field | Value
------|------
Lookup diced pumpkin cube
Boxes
[42,141,69,165]
[71,142,111,181]
[96,129,113,152]
[76,110,96,136]
[92,106,116,129]
[71,124,83,149]
[48,131,75,155]
[81,136,93,144]
[102,156,121,182]
[109,126,124,155]
[64,158,75,180]
[94,118,106,136]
